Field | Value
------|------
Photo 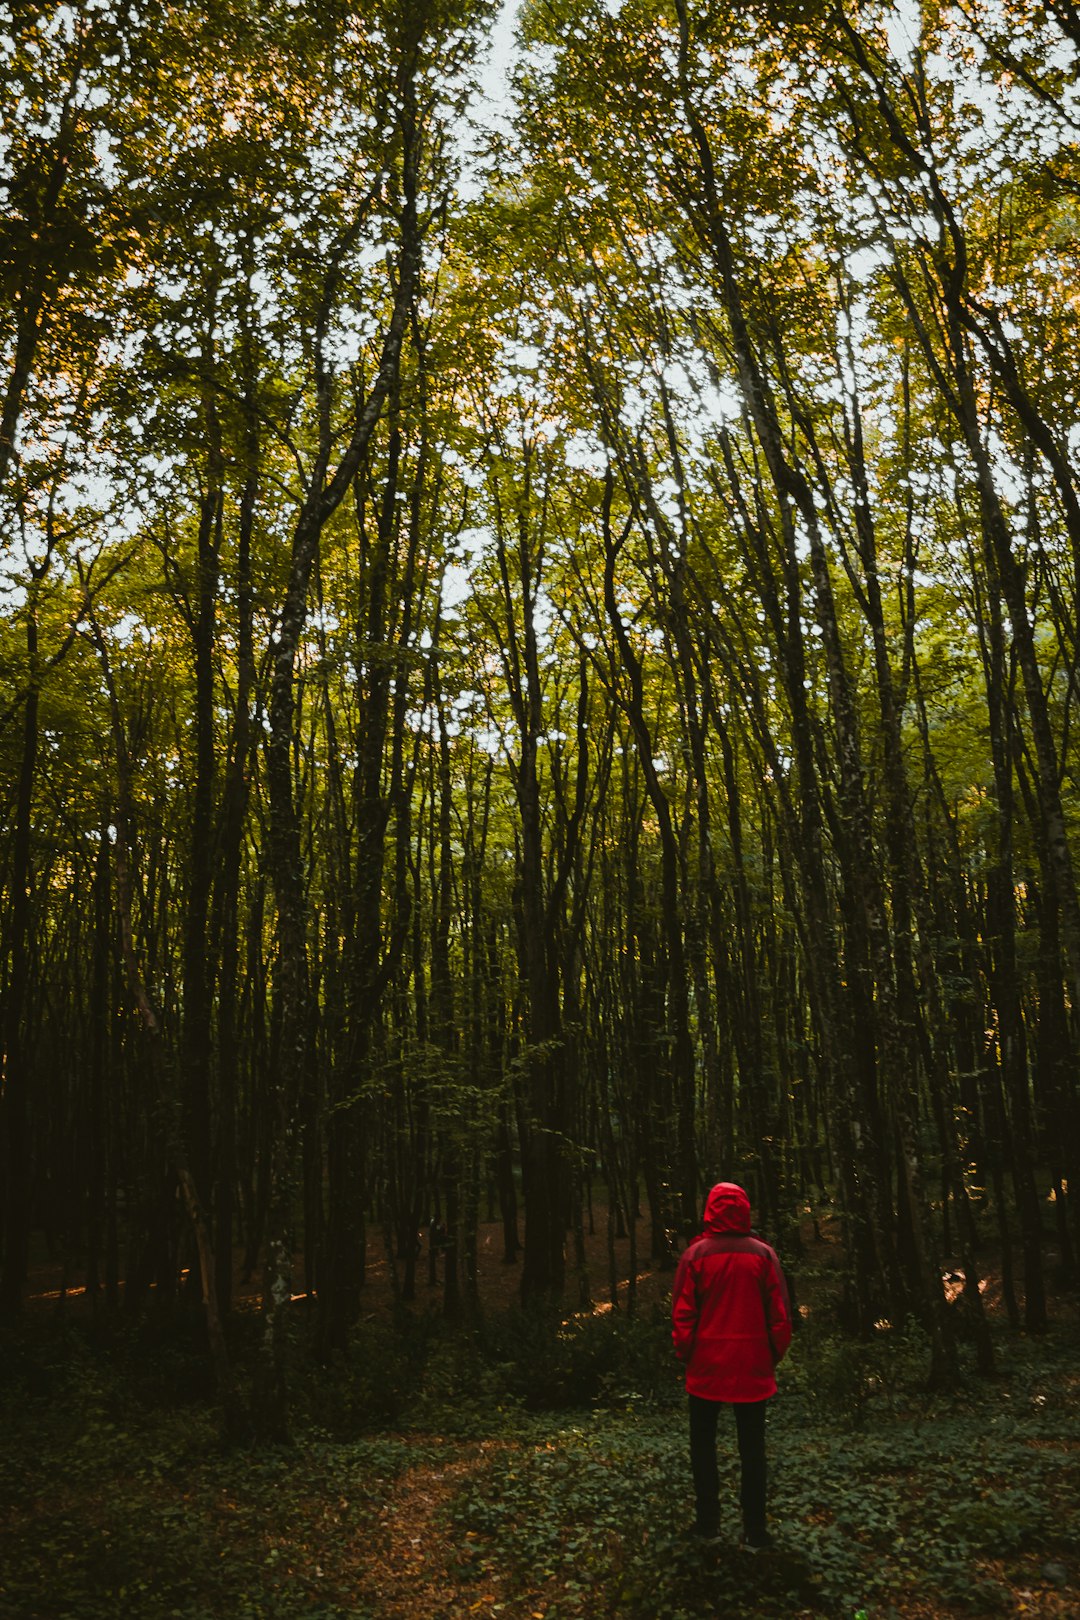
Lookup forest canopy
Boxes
[2,0,1079,1436]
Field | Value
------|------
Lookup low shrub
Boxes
[292,1310,436,1436]
[476,1305,675,1411]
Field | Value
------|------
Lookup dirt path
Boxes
[354,1438,532,1620]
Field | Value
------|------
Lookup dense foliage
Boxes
[2,0,1080,1437]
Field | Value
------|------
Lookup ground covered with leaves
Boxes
[1,1295,1078,1620]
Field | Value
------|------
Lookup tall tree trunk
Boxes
[0,601,40,1318]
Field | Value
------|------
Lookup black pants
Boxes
[688,1394,768,1537]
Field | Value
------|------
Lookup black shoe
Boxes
[684,1523,720,1543]
[742,1530,774,1552]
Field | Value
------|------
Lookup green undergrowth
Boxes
[294,1301,677,1438]
[442,1325,1080,1619]
[0,1324,423,1619]
[0,1309,1077,1620]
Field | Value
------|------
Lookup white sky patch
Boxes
[501,340,540,370]
[618,382,653,432]
[442,561,473,609]
[698,378,742,428]
[985,430,1025,508]
[653,476,683,525]
[456,0,519,201]
[534,585,556,640]
[473,724,507,757]
[654,342,746,447]
[845,243,888,283]
[456,525,491,558]
[563,430,609,472]
[325,322,363,369]
[110,611,152,645]
[883,0,920,69]
[0,552,28,608]
[475,0,519,115]
[662,359,693,398]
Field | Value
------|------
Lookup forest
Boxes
[1,0,1079,1615]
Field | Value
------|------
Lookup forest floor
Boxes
[3,1208,1079,1620]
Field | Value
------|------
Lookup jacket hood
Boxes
[702,1182,752,1234]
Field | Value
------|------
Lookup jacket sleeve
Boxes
[763,1249,793,1365]
[671,1249,698,1363]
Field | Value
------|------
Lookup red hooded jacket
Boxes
[671,1183,792,1402]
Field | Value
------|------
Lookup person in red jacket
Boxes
[671,1182,792,1549]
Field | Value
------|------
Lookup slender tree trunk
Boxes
[1,591,42,1318]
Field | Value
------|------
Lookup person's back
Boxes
[671,1183,791,1547]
